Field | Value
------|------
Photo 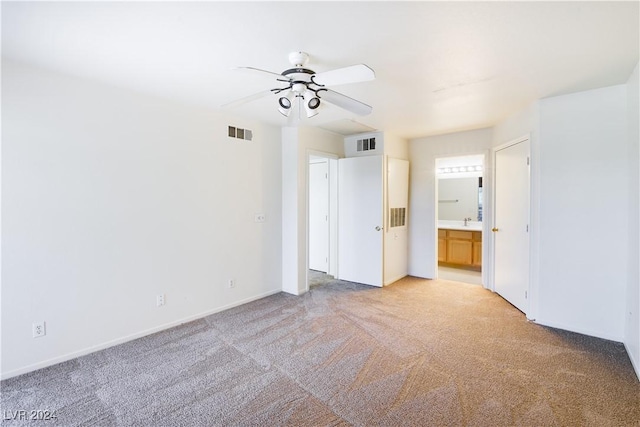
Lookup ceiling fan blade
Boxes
[313,64,375,86]
[235,67,291,81]
[319,89,372,116]
[221,89,273,109]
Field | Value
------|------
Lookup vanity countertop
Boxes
[438,220,483,232]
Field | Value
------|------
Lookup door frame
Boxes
[308,158,329,273]
[491,134,534,316]
[305,150,339,292]
[434,153,490,288]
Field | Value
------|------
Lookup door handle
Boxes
[492,228,499,232]
[375,226,383,231]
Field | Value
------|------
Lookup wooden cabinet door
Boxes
[472,242,482,267]
[438,238,447,262]
[447,239,473,265]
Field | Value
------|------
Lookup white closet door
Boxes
[338,155,384,287]
[309,161,329,272]
[494,139,530,313]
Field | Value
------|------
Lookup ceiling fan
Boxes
[223,52,375,120]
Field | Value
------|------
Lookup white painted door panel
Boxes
[494,139,530,313]
[338,156,384,287]
[309,162,329,272]
[385,158,409,285]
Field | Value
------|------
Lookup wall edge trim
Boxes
[532,317,624,343]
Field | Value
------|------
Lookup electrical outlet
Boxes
[227,279,235,289]
[157,294,165,307]
[32,321,46,338]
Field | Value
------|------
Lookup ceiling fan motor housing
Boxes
[292,82,307,93]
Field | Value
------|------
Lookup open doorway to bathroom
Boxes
[436,155,484,286]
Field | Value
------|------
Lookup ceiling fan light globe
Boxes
[307,97,321,110]
[303,94,320,118]
[278,96,292,109]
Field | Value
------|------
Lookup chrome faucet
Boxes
[464,217,472,226]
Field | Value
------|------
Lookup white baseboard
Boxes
[531,317,623,343]
[623,341,640,382]
[406,269,435,280]
[526,318,640,382]
[1,289,281,380]
[384,273,408,286]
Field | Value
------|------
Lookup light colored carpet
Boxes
[1,276,638,426]
[308,270,334,288]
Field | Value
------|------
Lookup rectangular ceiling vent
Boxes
[228,126,253,141]
[356,137,376,152]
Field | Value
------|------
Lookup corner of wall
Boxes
[383,132,410,160]
[625,61,640,381]
[281,125,347,296]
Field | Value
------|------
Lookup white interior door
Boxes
[338,155,384,287]
[384,158,409,285]
[493,138,530,313]
[309,161,329,272]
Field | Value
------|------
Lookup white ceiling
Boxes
[3,1,638,139]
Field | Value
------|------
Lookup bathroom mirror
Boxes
[438,177,483,221]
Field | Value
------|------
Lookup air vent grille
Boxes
[389,207,406,228]
[356,137,376,152]
[228,126,253,141]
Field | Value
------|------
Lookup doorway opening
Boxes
[436,154,485,286]
[307,152,338,291]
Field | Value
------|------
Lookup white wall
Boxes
[281,127,301,295]
[408,128,493,279]
[536,85,628,341]
[1,61,283,378]
[492,102,540,149]
[281,126,344,295]
[625,62,640,378]
[492,84,637,352]
[493,89,628,341]
[384,132,410,161]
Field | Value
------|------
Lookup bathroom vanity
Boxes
[438,221,482,269]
